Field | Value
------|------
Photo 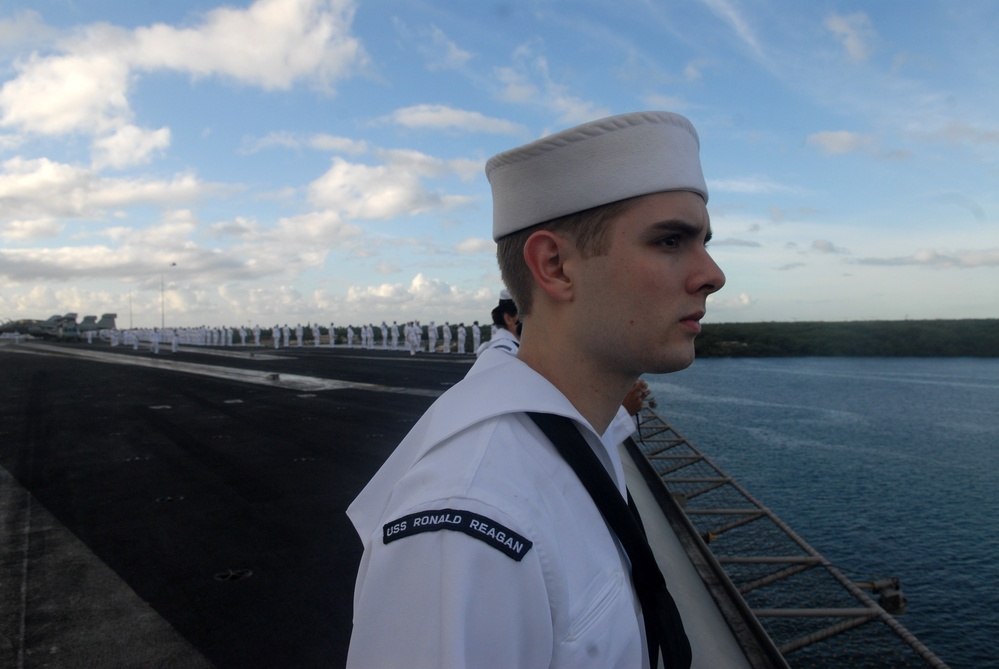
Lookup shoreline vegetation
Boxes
[695,319,999,357]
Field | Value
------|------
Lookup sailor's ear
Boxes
[523,230,575,303]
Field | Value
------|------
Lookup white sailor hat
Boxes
[499,288,513,302]
[485,111,707,241]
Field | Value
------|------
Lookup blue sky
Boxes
[1,0,996,328]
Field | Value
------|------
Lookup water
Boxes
[645,357,999,669]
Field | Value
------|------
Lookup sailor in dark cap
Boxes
[474,288,520,359]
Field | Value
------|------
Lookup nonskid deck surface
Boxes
[0,340,470,668]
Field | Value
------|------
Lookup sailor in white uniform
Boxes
[427,321,438,353]
[347,111,726,669]
[475,289,520,359]
[348,358,645,668]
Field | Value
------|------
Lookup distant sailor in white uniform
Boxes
[475,288,520,359]
[456,322,466,354]
[427,321,438,353]
[347,112,726,668]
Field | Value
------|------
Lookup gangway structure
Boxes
[628,407,950,669]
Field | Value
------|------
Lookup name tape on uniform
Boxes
[383,508,533,561]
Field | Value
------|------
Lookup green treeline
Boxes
[695,319,999,357]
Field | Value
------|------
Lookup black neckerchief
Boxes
[527,412,692,669]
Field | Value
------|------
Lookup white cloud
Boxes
[495,66,538,104]
[345,273,493,318]
[0,133,24,151]
[0,10,58,53]
[210,216,261,240]
[423,25,473,71]
[824,12,875,63]
[0,157,221,221]
[0,0,367,140]
[387,105,525,134]
[271,209,362,245]
[308,157,436,220]
[494,48,610,124]
[91,124,170,169]
[307,152,473,220]
[710,176,799,195]
[683,58,710,81]
[455,237,493,254]
[709,291,753,311]
[0,50,132,135]
[811,239,850,255]
[642,93,688,110]
[698,0,765,60]
[129,0,367,91]
[912,121,999,148]
[806,130,874,155]
[0,202,362,286]
[856,248,999,268]
[309,133,369,153]
[242,131,369,155]
[446,157,484,182]
[0,218,63,240]
[712,238,761,248]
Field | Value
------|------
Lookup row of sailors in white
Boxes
[93,320,498,354]
[336,321,492,354]
[102,326,265,351]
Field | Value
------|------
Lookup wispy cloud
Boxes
[824,12,876,63]
[856,248,999,268]
[422,25,474,71]
[712,238,761,248]
[241,131,369,155]
[385,104,525,134]
[494,44,610,125]
[811,239,850,255]
[806,130,874,155]
[698,0,765,60]
[455,237,493,254]
[710,176,800,195]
